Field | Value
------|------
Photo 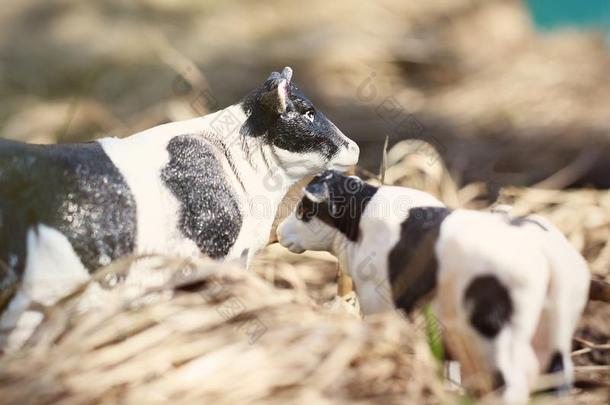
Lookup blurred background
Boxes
[2,0,610,194]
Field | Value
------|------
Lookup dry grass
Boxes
[0,256,447,405]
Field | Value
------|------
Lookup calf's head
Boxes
[240,67,359,178]
[277,170,377,253]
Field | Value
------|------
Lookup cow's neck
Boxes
[199,104,297,262]
[201,104,295,200]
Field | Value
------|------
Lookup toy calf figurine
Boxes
[277,170,590,404]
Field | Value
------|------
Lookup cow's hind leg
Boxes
[464,274,545,405]
[536,240,590,394]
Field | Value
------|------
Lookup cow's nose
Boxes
[345,141,360,164]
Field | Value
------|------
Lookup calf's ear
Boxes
[261,78,288,114]
[304,181,329,203]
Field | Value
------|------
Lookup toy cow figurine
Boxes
[277,170,590,404]
[0,68,359,347]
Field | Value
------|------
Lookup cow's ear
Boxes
[280,66,293,83]
[303,181,329,203]
[261,78,288,114]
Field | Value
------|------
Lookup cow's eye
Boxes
[304,109,315,122]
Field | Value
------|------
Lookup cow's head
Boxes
[240,67,359,178]
[277,170,377,253]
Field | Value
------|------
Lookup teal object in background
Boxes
[525,0,610,43]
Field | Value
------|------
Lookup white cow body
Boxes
[98,105,305,262]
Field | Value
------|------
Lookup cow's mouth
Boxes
[329,142,359,171]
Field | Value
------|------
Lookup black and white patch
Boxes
[240,71,349,160]
[388,206,451,313]
[0,139,136,272]
[463,275,514,339]
[297,170,378,241]
[161,135,242,259]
